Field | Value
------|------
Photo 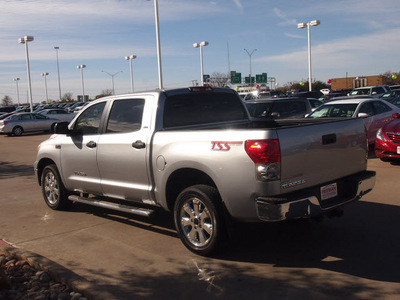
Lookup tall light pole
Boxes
[297,20,320,91]
[13,78,20,106]
[77,65,86,102]
[41,72,49,102]
[102,70,123,95]
[193,41,209,85]
[125,55,137,92]
[244,48,257,87]
[54,46,62,100]
[152,0,163,89]
[18,35,34,112]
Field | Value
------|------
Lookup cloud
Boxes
[273,8,297,26]
[232,0,243,11]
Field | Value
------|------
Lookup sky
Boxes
[1,0,400,104]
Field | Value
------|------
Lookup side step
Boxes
[68,195,154,217]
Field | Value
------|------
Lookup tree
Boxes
[95,89,113,99]
[61,92,73,102]
[380,70,400,85]
[209,72,230,88]
[1,95,12,107]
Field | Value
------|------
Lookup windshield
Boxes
[350,88,370,96]
[307,103,358,118]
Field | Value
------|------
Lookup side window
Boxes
[359,102,374,116]
[372,101,391,114]
[20,114,32,120]
[106,99,144,133]
[74,102,106,135]
[372,87,384,95]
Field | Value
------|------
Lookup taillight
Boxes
[245,139,281,164]
[245,139,281,181]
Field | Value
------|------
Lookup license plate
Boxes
[321,183,338,200]
[397,146,400,154]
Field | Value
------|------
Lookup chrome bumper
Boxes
[256,170,376,222]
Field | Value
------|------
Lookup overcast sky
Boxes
[1,0,400,103]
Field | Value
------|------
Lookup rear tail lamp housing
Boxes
[245,139,281,181]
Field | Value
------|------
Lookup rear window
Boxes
[163,92,247,128]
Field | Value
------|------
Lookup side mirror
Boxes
[271,112,280,118]
[54,122,71,134]
[357,113,369,118]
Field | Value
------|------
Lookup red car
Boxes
[375,113,400,162]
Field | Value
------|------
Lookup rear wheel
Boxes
[12,126,23,136]
[41,164,70,210]
[174,185,226,256]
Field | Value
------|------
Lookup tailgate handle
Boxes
[322,134,336,145]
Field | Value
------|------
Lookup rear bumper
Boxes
[256,170,376,222]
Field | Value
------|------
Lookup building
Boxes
[330,75,384,90]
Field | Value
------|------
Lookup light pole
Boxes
[13,78,20,106]
[102,70,123,95]
[244,48,257,87]
[125,55,137,92]
[41,72,49,102]
[152,0,163,89]
[193,41,209,85]
[297,20,320,91]
[77,65,86,102]
[18,35,34,112]
[54,46,62,100]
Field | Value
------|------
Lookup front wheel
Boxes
[41,164,70,210]
[174,185,226,256]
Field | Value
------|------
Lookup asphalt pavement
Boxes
[1,133,400,299]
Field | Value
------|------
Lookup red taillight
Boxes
[245,139,281,164]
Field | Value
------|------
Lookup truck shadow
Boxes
[220,200,400,283]
[70,199,400,284]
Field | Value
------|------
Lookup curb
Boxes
[0,242,117,300]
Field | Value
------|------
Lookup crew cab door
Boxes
[96,97,153,203]
[60,102,106,194]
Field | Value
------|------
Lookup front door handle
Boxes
[132,140,145,149]
[86,141,97,148]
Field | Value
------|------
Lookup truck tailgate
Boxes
[276,118,368,193]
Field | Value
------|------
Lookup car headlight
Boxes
[376,128,388,142]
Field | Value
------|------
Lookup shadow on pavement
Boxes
[64,199,400,299]
[0,161,34,179]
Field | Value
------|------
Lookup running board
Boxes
[68,195,154,217]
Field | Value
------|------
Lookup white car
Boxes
[307,98,400,144]
[37,109,76,123]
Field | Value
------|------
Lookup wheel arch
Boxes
[165,168,219,211]
[36,158,57,186]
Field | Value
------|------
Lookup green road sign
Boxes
[256,73,267,83]
[245,76,255,84]
[230,71,241,84]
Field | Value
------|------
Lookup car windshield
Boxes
[307,103,358,118]
[350,88,370,96]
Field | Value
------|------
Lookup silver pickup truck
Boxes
[34,87,376,255]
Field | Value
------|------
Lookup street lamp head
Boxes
[200,41,209,47]
[77,65,86,69]
[310,20,320,26]
[125,55,137,60]
[14,77,20,81]
[41,72,49,76]
[193,43,200,48]
[19,36,34,43]
[54,46,59,50]
[297,22,307,29]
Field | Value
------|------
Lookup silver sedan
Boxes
[37,109,76,123]
[0,112,60,136]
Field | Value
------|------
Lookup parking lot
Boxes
[1,133,400,299]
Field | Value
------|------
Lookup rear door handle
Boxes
[132,140,145,149]
[86,141,97,148]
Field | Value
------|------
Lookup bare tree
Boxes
[1,95,13,106]
[61,92,73,101]
[209,72,230,88]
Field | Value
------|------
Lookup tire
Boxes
[174,184,226,256]
[50,123,57,133]
[12,126,23,136]
[41,164,71,210]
